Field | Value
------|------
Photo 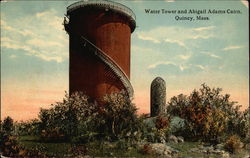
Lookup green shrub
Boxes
[167,84,242,143]
[224,135,243,153]
[38,92,97,141]
[16,119,41,136]
[2,116,14,135]
[155,115,170,130]
[95,90,143,141]
[37,91,145,144]
[228,109,249,139]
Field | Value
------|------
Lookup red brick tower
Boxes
[64,0,136,100]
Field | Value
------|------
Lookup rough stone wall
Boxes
[150,77,166,117]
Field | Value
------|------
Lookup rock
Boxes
[222,152,230,158]
[177,136,184,143]
[203,146,214,152]
[214,143,224,150]
[150,77,166,117]
[143,117,157,129]
[239,142,245,148]
[168,135,179,143]
[190,145,230,157]
[148,143,178,157]
[211,149,224,154]
[168,135,184,143]
[160,136,166,144]
[190,148,199,152]
[243,155,250,158]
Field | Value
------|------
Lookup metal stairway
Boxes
[79,36,134,98]
[64,20,133,98]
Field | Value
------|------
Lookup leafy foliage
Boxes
[16,119,41,136]
[96,90,143,141]
[167,83,243,142]
[38,90,144,144]
[228,109,249,139]
[224,135,243,153]
[38,92,96,141]
[142,115,171,143]
[2,116,14,135]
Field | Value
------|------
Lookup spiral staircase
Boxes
[64,20,134,98]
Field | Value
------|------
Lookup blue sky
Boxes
[1,0,249,120]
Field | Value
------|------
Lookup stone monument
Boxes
[150,77,166,117]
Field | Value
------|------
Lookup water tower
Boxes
[64,0,136,100]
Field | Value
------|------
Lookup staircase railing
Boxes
[79,36,134,98]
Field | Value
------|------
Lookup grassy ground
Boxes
[18,136,249,158]
[18,136,152,157]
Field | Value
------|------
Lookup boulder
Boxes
[168,135,179,143]
[177,136,184,143]
[214,143,224,150]
[190,145,230,157]
[141,143,178,157]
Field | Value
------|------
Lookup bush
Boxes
[95,90,143,141]
[140,144,154,155]
[16,119,41,136]
[155,115,170,130]
[2,116,14,135]
[142,115,171,143]
[228,109,249,139]
[0,134,48,157]
[224,135,244,153]
[38,92,97,141]
[37,91,145,144]
[167,84,242,142]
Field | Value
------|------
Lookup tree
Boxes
[2,116,14,135]
[96,90,143,141]
[38,92,96,141]
[167,83,242,142]
[37,90,145,144]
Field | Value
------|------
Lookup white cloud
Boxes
[131,0,143,3]
[136,26,215,46]
[190,34,214,39]
[36,54,63,63]
[27,39,63,47]
[1,42,36,55]
[1,20,36,37]
[148,61,176,69]
[209,54,221,59]
[137,33,160,43]
[1,9,68,63]
[165,0,175,2]
[148,61,190,72]
[9,55,17,59]
[178,54,191,60]
[195,64,205,70]
[36,10,51,17]
[201,51,221,59]
[164,39,186,47]
[179,65,186,71]
[147,61,206,75]
[223,45,242,51]
[193,26,215,31]
[1,37,15,43]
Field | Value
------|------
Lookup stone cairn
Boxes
[150,77,166,117]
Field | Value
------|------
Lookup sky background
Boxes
[1,0,249,121]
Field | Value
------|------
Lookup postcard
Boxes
[1,0,249,157]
